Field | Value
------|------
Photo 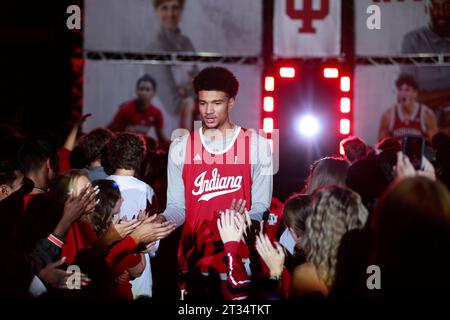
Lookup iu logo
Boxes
[286,0,330,33]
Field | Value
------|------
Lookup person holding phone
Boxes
[394,149,436,180]
[378,74,439,142]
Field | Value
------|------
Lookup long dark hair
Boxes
[282,193,313,244]
[303,157,349,194]
[90,180,121,236]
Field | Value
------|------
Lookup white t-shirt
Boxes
[279,228,296,256]
[107,175,158,298]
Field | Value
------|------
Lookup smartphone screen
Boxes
[403,135,424,170]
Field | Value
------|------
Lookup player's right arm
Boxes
[160,134,189,227]
[378,109,392,142]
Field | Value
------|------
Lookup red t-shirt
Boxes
[111,100,163,135]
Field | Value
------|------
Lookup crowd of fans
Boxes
[1,118,450,301]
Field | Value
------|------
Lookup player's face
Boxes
[156,0,182,31]
[397,84,418,106]
[198,90,234,130]
[428,0,450,33]
[136,81,155,104]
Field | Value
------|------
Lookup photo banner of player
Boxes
[354,65,449,146]
[84,0,262,56]
[274,0,341,57]
[82,61,263,141]
[355,0,450,55]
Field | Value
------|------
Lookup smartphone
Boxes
[402,135,425,170]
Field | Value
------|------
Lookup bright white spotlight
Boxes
[298,115,320,137]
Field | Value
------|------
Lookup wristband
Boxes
[47,233,65,248]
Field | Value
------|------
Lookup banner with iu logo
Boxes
[274,0,341,57]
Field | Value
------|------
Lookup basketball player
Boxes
[378,74,438,142]
[155,66,273,299]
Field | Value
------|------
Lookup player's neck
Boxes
[27,171,47,192]
[202,121,235,140]
[137,100,151,111]
[401,102,415,116]
[89,160,102,168]
[114,168,135,177]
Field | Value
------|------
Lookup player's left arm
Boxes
[424,107,439,141]
[248,132,273,222]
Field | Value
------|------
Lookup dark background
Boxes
[0,1,76,136]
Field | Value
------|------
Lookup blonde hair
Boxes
[49,169,90,204]
[301,185,368,288]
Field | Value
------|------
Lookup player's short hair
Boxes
[106,133,147,172]
[395,74,419,91]
[193,66,239,98]
[136,74,157,91]
[153,0,185,9]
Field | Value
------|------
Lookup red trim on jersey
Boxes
[391,104,425,140]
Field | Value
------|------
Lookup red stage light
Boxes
[340,76,351,92]
[340,119,350,135]
[279,67,295,78]
[265,76,275,91]
[323,68,339,78]
[340,97,351,113]
[264,97,274,112]
[263,117,274,133]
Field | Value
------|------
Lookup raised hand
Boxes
[229,198,247,215]
[37,257,91,289]
[217,209,245,244]
[417,156,436,180]
[255,233,285,278]
[54,184,99,238]
[113,219,142,239]
[130,217,176,244]
[75,113,92,127]
[394,151,416,178]
[137,209,151,221]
